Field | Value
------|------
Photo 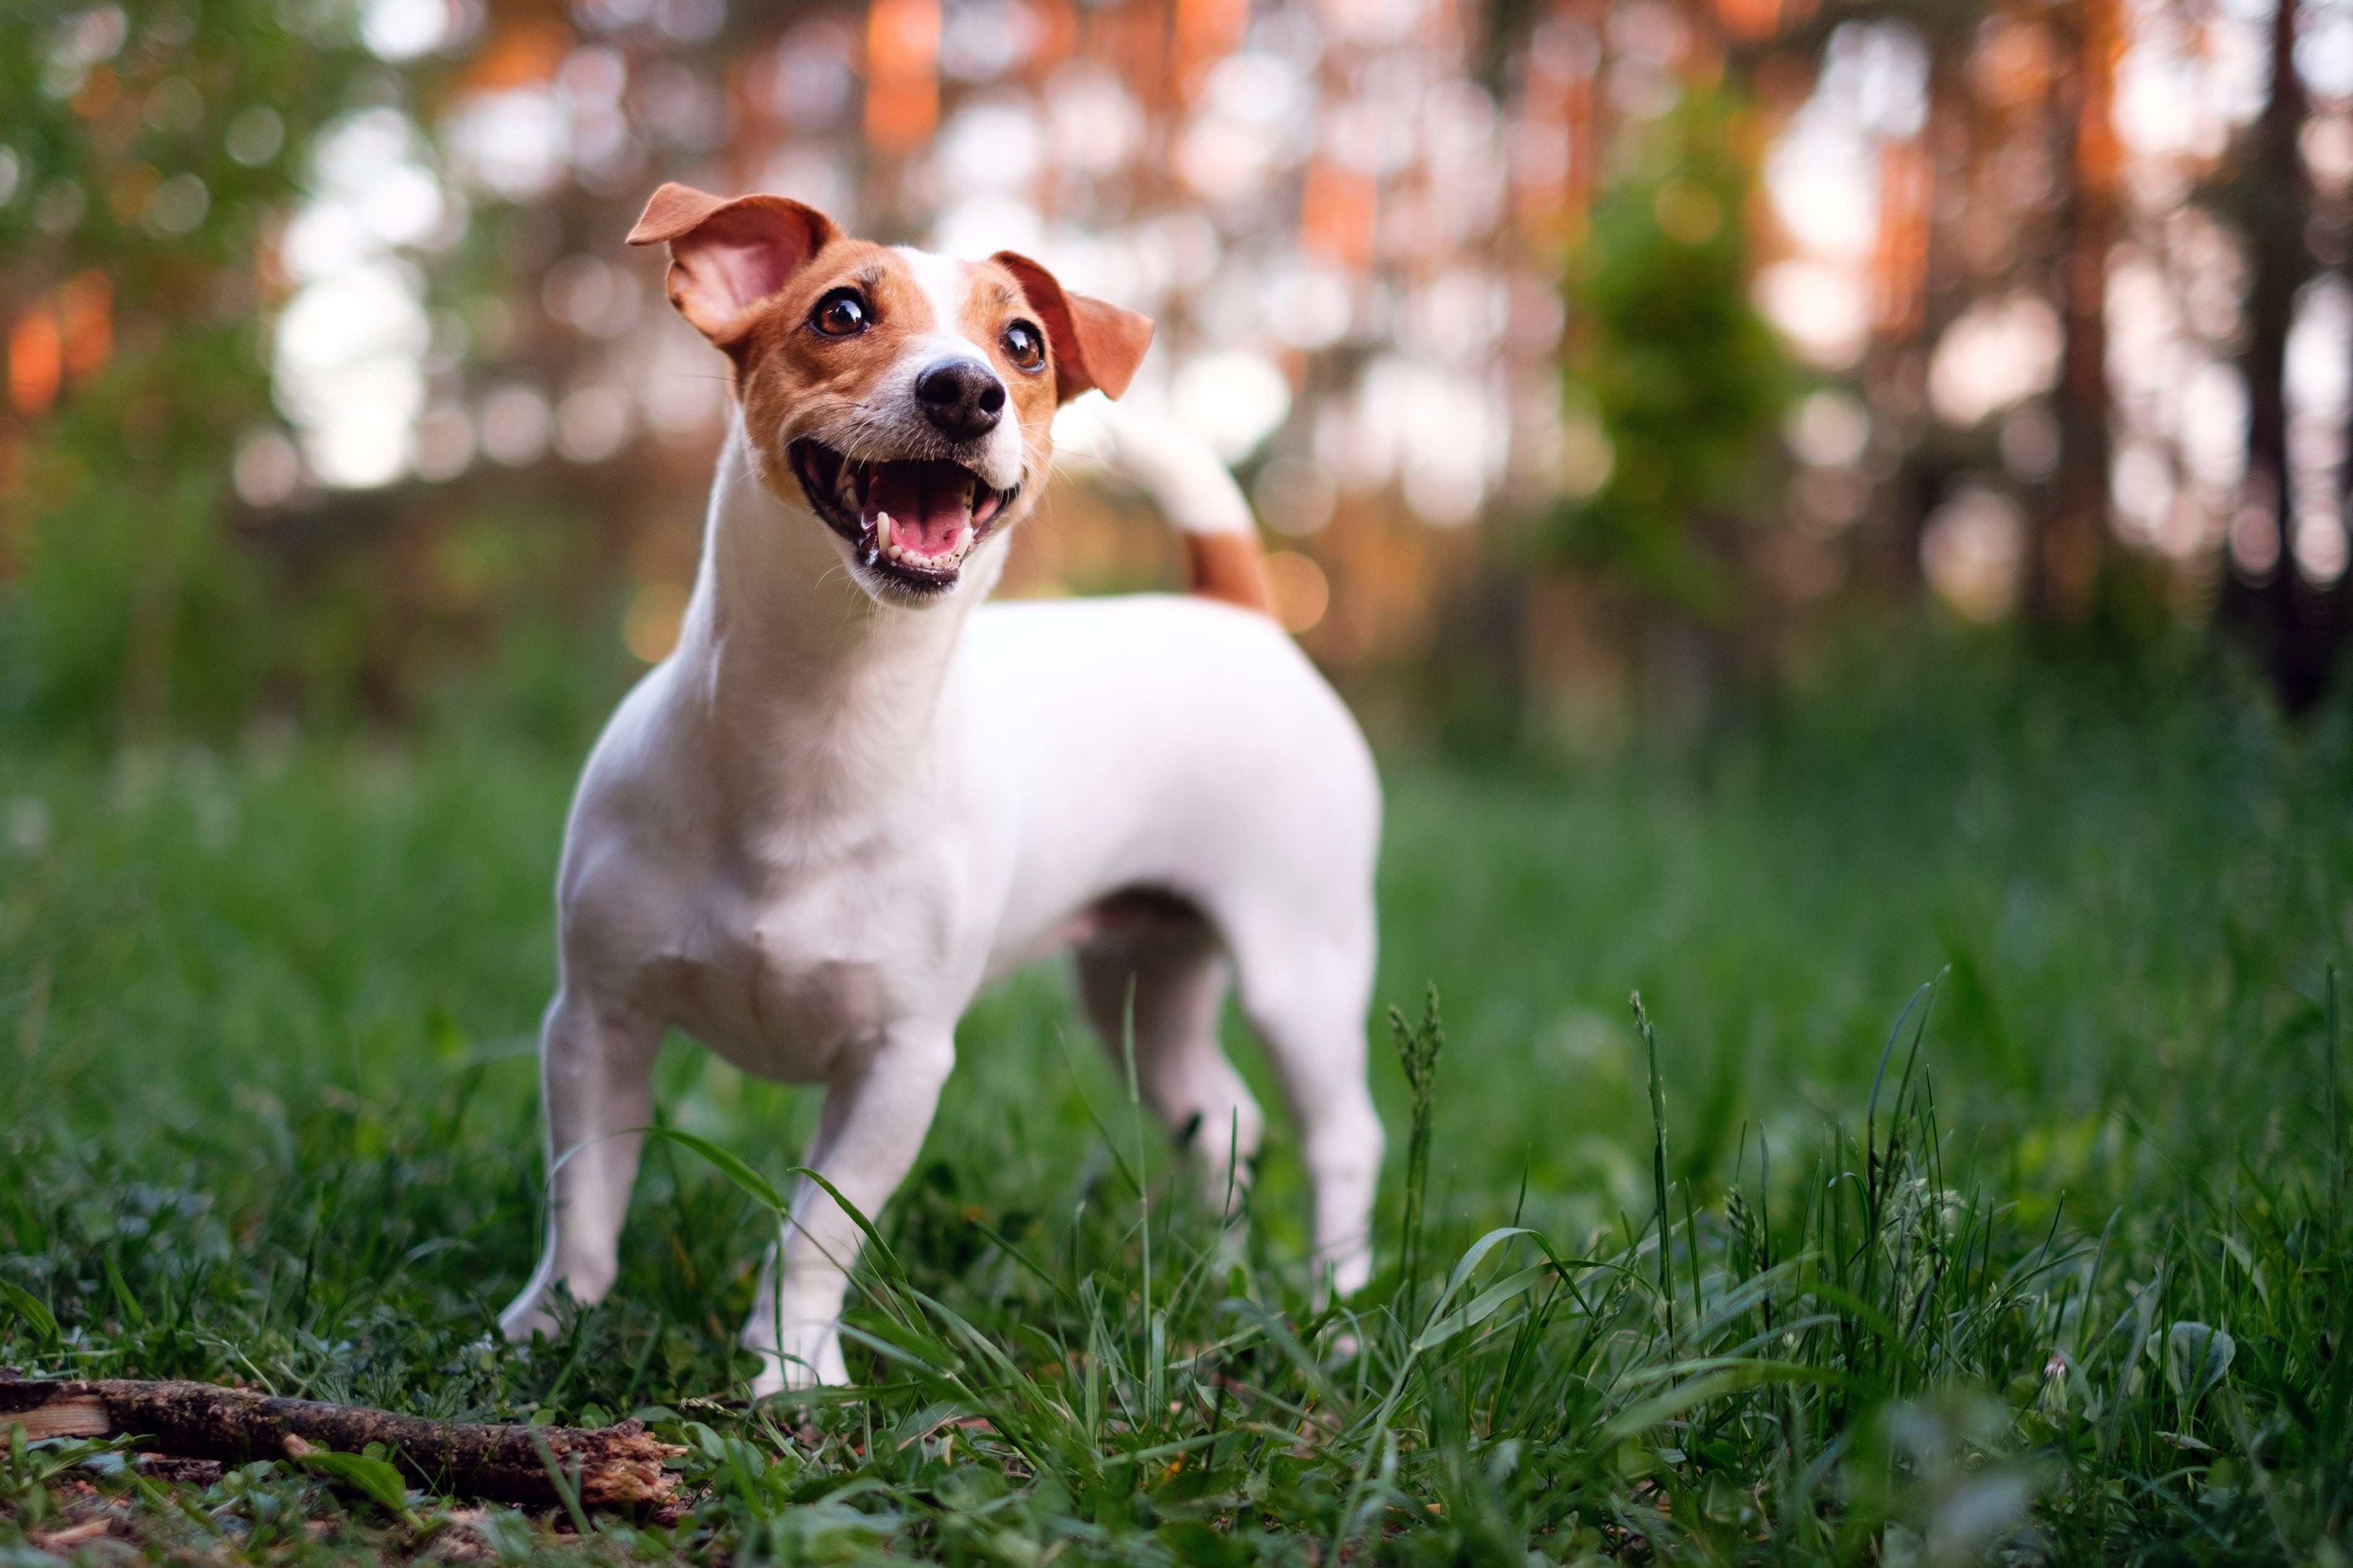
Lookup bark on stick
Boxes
[0,1375,687,1510]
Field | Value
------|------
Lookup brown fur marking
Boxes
[1183,532,1276,615]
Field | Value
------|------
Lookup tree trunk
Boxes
[2223,0,2342,710]
[2035,0,2122,623]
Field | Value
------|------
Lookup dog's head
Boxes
[628,183,1152,604]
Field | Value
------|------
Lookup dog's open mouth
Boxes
[792,441,1015,591]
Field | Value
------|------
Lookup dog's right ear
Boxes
[628,183,840,346]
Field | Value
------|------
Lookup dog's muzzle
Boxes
[791,440,1018,594]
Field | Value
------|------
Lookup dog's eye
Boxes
[811,290,869,337]
[1001,321,1046,371]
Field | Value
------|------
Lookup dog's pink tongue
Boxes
[868,461,970,555]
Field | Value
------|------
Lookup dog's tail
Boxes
[1055,398,1275,615]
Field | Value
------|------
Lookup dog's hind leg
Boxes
[742,1026,957,1394]
[499,989,662,1343]
[1225,918,1384,1301]
[1076,896,1265,1215]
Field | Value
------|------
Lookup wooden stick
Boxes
[0,1376,687,1510]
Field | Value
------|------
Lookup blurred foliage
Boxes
[1552,90,1791,616]
[0,0,382,745]
[0,0,2320,751]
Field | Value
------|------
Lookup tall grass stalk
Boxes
[1632,989,1674,1343]
[1389,985,1445,1330]
[2329,964,2344,1250]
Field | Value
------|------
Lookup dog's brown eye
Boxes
[812,290,868,336]
[1002,321,1045,371]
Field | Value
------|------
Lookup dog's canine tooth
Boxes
[876,511,894,548]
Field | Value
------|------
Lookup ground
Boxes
[3,637,2350,1564]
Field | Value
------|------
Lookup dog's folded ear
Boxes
[989,253,1154,404]
[629,183,840,347]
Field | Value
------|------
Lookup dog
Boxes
[495,183,1385,1393]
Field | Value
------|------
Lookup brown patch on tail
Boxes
[1183,532,1276,615]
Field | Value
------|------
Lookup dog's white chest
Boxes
[655,842,972,1081]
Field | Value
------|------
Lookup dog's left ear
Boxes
[990,252,1154,403]
[629,182,840,347]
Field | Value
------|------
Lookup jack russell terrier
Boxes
[496,183,1385,1393]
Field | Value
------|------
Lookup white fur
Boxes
[1053,396,1256,535]
[498,323,1384,1395]
[882,247,1027,490]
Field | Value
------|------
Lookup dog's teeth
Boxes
[887,542,904,561]
[875,511,894,548]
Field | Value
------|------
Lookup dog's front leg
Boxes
[498,988,661,1343]
[744,1028,956,1394]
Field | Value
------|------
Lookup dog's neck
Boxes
[674,414,1001,816]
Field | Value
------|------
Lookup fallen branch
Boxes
[0,1375,687,1511]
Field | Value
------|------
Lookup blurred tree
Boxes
[1551,89,1790,615]
[2215,0,2343,711]
[2037,0,2120,623]
[0,0,373,742]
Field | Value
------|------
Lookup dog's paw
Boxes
[496,1293,560,1345]
[1326,1247,1374,1304]
[746,1328,849,1397]
[749,1353,790,1401]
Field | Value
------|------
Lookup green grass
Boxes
[4,643,2352,1564]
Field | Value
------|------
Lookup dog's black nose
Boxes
[915,360,1007,441]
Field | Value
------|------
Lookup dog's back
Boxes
[967,590,1378,966]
